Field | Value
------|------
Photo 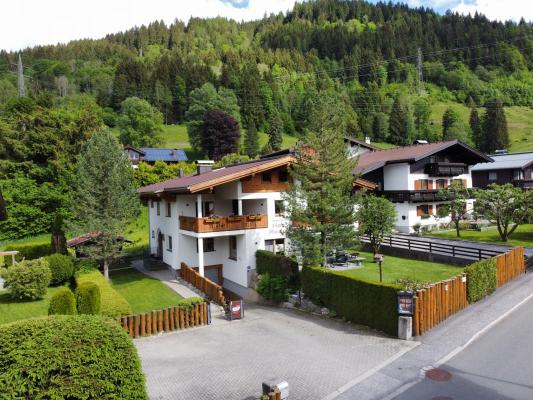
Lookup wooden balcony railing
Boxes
[376,190,454,203]
[425,162,467,177]
[179,214,268,233]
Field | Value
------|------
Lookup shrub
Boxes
[2,259,52,300]
[45,253,75,285]
[302,266,400,336]
[75,282,101,315]
[256,250,300,291]
[48,287,77,315]
[176,296,206,309]
[256,273,289,303]
[75,269,132,317]
[465,257,497,302]
[3,242,52,266]
[0,315,148,399]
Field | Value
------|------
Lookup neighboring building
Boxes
[344,136,378,158]
[471,151,533,189]
[354,140,493,233]
[124,145,188,167]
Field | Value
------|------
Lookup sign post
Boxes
[227,300,244,321]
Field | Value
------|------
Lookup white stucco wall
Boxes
[383,163,410,190]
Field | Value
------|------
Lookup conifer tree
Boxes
[388,94,414,145]
[245,122,260,158]
[285,95,358,266]
[50,213,67,254]
[267,111,284,151]
[469,107,483,149]
[482,99,509,153]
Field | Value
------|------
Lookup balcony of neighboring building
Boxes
[425,162,467,177]
[513,179,533,189]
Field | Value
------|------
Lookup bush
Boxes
[48,287,77,315]
[465,258,497,303]
[256,250,300,291]
[2,259,52,300]
[176,296,207,309]
[45,253,75,285]
[302,266,400,336]
[3,242,52,266]
[75,269,132,317]
[256,273,289,303]
[75,282,101,315]
[0,315,148,399]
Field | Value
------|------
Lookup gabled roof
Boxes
[344,136,379,151]
[355,140,492,175]
[124,145,145,155]
[140,148,188,162]
[471,151,533,172]
[138,154,293,196]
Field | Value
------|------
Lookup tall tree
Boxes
[71,130,139,279]
[50,212,67,254]
[267,111,283,152]
[481,99,509,153]
[437,180,472,238]
[201,110,240,161]
[285,95,358,266]
[240,62,265,129]
[469,107,483,149]
[117,97,163,147]
[413,97,431,139]
[442,108,461,139]
[388,94,414,145]
[245,122,260,158]
[356,195,396,258]
[0,188,7,221]
[371,112,389,141]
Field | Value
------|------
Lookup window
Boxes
[513,170,523,180]
[229,236,237,260]
[416,204,432,218]
[150,200,154,208]
[436,179,447,189]
[156,201,160,216]
[420,179,429,190]
[197,238,215,253]
[265,238,285,254]
[262,172,272,183]
[166,202,171,217]
[151,230,155,238]
[203,201,214,217]
[278,169,288,183]
[488,171,498,181]
[275,200,285,216]
[167,235,173,252]
[232,199,239,215]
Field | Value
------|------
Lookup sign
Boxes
[228,300,244,321]
[397,291,414,316]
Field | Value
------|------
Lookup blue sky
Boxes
[1,0,530,51]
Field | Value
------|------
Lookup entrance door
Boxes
[157,232,164,259]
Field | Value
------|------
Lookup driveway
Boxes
[135,306,417,400]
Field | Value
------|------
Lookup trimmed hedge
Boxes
[3,242,52,266]
[2,259,52,300]
[75,282,101,315]
[48,287,77,315]
[302,266,400,336]
[176,296,207,309]
[44,253,75,285]
[465,258,497,303]
[256,273,289,303]
[256,250,300,290]
[0,315,147,399]
[75,269,132,318]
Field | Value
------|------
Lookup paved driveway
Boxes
[136,306,416,400]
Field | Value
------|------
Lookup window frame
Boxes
[274,200,285,217]
[166,202,172,217]
[167,235,173,252]
[156,201,160,216]
[488,171,498,181]
[229,236,237,260]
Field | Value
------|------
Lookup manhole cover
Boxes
[425,368,452,382]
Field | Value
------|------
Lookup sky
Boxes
[1,0,531,51]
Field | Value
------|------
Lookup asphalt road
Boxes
[395,295,533,400]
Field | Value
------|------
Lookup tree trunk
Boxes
[379,262,383,282]
[103,259,109,279]
[455,221,460,237]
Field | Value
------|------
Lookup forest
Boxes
[1,0,532,240]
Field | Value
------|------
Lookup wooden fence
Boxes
[180,262,227,308]
[412,273,468,336]
[496,246,525,287]
[119,302,210,338]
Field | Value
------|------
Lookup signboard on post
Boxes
[228,300,244,321]
[397,291,414,316]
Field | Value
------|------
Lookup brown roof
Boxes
[355,140,492,175]
[138,154,293,195]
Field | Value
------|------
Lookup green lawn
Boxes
[110,268,183,314]
[337,250,464,284]
[428,224,533,248]
[0,285,68,325]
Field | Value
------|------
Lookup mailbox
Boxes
[262,379,289,399]
[374,254,384,262]
[397,291,414,316]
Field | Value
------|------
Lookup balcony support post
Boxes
[198,238,205,277]
[237,199,243,216]
[196,194,203,218]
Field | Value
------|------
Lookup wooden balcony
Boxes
[513,179,533,189]
[425,162,467,177]
[179,214,268,233]
[377,190,454,203]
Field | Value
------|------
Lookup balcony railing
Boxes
[425,162,467,177]
[513,179,533,189]
[377,190,455,203]
[179,214,268,233]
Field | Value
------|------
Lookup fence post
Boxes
[478,248,482,260]
[429,242,432,253]
[140,313,146,336]
[146,312,152,335]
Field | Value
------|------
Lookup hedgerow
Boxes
[44,253,75,285]
[2,242,52,266]
[465,258,497,303]
[256,250,300,290]
[75,282,101,315]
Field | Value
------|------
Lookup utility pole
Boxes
[17,53,26,97]
[416,47,424,95]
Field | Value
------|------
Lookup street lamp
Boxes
[374,253,384,282]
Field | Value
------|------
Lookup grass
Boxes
[428,224,533,248]
[0,285,68,325]
[337,250,464,284]
[110,268,183,314]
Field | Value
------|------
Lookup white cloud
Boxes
[452,0,532,22]
[0,0,296,51]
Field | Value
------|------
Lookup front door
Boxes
[157,232,164,259]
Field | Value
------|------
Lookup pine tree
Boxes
[371,112,389,141]
[267,111,284,151]
[50,213,67,254]
[0,188,7,221]
[285,95,358,266]
[469,107,483,149]
[71,130,139,279]
[389,94,414,145]
[245,122,260,158]
[442,108,461,139]
[482,99,509,153]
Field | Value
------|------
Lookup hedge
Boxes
[44,253,75,285]
[3,242,52,266]
[75,282,101,315]
[256,250,300,290]
[0,315,147,399]
[75,270,132,318]
[48,287,77,315]
[2,258,52,300]
[465,258,497,303]
[301,266,400,336]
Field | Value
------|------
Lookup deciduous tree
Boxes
[356,195,396,257]
[437,180,472,237]
[117,97,163,147]
[201,110,240,161]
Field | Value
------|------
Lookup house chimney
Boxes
[365,136,371,144]
[179,168,184,178]
[196,160,214,175]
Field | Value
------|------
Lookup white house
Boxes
[355,140,493,233]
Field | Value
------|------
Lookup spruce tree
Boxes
[482,99,509,153]
[0,188,6,221]
[267,111,284,151]
[389,94,414,145]
[469,107,483,149]
[245,122,260,158]
[285,95,358,266]
[442,108,461,139]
